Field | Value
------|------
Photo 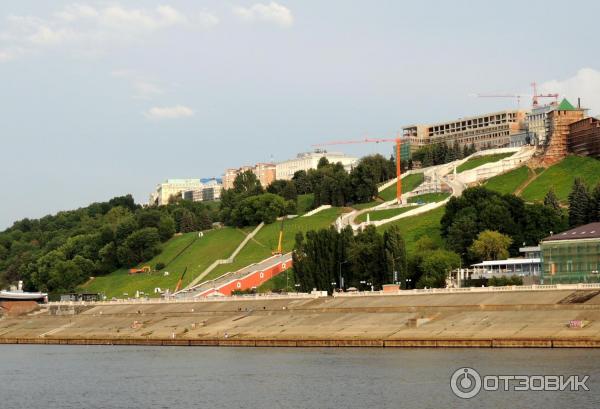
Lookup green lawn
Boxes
[206,208,343,281]
[407,192,450,204]
[352,201,381,211]
[521,156,600,203]
[484,166,530,195]
[297,194,314,215]
[81,228,247,298]
[356,206,417,223]
[380,206,445,254]
[379,173,425,201]
[456,152,514,173]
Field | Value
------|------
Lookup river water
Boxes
[1,346,599,409]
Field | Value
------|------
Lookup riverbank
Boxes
[2,289,600,348]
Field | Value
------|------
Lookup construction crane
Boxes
[476,82,559,108]
[174,266,187,293]
[312,136,407,203]
[272,218,285,256]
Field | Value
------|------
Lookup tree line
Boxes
[411,141,477,168]
[0,195,218,293]
[292,225,407,292]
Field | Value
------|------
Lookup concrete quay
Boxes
[2,288,600,348]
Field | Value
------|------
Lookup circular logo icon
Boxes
[450,367,482,399]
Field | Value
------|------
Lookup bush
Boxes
[155,262,166,270]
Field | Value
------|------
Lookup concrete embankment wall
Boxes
[2,290,600,348]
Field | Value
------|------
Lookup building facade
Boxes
[540,222,600,284]
[403,109,527,154]
[525,104,555,146]
[568,117,600,159]
[150,179,203,206]
[182,180,223,202]
[254,163,276,187]
[275,150,359,180]
[543,99,586,164]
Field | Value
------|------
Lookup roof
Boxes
[542,222,600,242]
[557,98,576,111]
[471,258,540,267]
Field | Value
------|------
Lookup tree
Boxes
[591,182,600,223]
[568,178,591,227]
[117,228,161,267]
[157,215,176,241]
[544,188,561,212]
[468,230,512,261]
[417,250,460,288]
[292,170,312,194]
[383,226,407,284]
[233,170,264,196]
[231,193,288,226]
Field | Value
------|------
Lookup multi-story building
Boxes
[150,179,203,206]
[525,104,554,146]
[568,117,600,159]
[253,163,276,187]
[403,109,527,154]
[540,222,600,284]
[223,163,275,190]
[275,150,359,180]
[183,180,223,202]
[223,166,253,190]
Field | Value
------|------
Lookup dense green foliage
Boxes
[441,187,567,263]
[293,225,406,292]
[220,171,295,227]
[411,141,475,167]
[0,195,218,293]
[568,178,600,227]
[291,154,401,208]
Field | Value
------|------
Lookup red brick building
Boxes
[569,117,600,159]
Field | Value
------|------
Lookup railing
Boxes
[47,292,320,307]
[333,283,600,297]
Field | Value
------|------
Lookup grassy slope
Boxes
[82,228,247,298]
[356,206,416,223]
[407,192,450,204]
[456,152,514,173]
[484,166,530,195]
[206,208,343,281]
[521,156,600,203]
[379,173,425,201]
[380,206,445,254]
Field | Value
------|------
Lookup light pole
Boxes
[331,282,337,293]
[405,278,412,289]
[338,260,349,291]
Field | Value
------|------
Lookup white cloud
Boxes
[0,4,220,62]
[539,68,600,115]
[145,105,195,120]
[233,2,293,28]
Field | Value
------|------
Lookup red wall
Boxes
[199,258,293,297]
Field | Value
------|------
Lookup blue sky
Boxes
[1,0,600,229]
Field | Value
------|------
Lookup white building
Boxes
[150,179,203,206]
[525,104,554,146]
[275,150,359,180]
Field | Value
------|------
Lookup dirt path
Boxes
[514,166,545,197]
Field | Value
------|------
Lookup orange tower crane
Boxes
[312,136,408,203]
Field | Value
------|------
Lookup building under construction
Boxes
[403,109,527,154]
